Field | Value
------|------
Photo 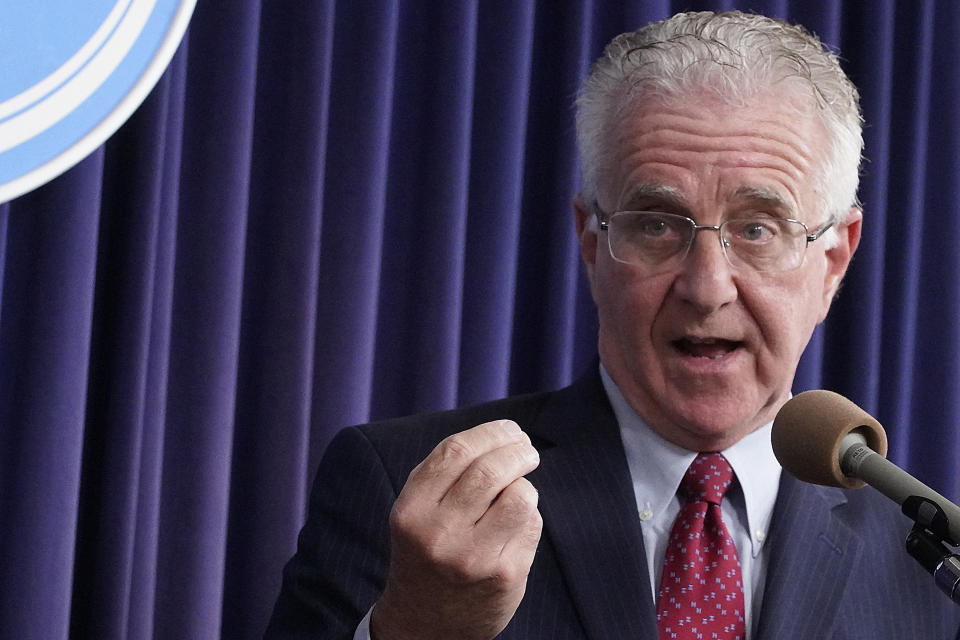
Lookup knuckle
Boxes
[497,481,538,521]
[513,477,538,501]
[470,458,506,488]
[388,499,418,536]
[461,444,535,495]
[489,560,527,586]
[524,511,544,543]
[390,498,439,539]
[437,434,474,464]
[514,477,539,504]
[500,494,534,522]
[390,506,447,554]
[442,553,483,583]
[530,508,543,530]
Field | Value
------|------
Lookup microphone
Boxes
[772,390,960,545]
[772,390,960,605]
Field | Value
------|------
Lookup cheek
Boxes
[749,274,826,363]
[593,263,663,344]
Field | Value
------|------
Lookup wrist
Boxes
[369,597,422,640]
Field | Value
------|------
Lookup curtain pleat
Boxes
[222,0,334,634]
[509,1,593,394]
[153,2,262,637]
[457,2,536,406]
[873,3,932,468]
[906,0,960,495]
[816,1,897,412]
[68,55,185,639]
[309,2,398,478]
[0,154,104,639]
[370,2,479,419]
[1,2,959,638]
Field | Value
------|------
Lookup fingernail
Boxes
[501,420,522,436]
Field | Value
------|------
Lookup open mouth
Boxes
[673,337,742,359]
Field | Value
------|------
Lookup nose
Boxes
[672,227,738,313]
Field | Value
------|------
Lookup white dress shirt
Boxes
[601,365,782,639]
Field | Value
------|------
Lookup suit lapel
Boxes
[756,473,861,638]
[527,370,658,639]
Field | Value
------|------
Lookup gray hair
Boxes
[575,10,863,232]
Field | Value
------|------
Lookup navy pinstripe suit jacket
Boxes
[267,367,960,639]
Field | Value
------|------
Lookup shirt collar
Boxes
[599,365,782,557]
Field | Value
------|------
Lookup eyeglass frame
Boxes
[591,202,836,273]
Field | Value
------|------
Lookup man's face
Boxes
[575,92,861,452]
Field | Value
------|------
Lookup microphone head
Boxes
[772,390,888,489]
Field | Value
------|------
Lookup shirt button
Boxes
[755,529,766,542]
[639,507,654,521]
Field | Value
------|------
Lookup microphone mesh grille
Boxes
[772,390,888,489]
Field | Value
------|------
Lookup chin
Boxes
[665,401,761,449]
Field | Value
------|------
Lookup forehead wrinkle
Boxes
[609,103,826,218]
[625,130,812,184]
[616,155,805,214]
[616,108,820,179]
[621,105,820,160]
[619,143,808,211]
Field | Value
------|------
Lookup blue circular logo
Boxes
[0,0,196,202]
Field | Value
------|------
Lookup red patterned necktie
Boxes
[656,452,745,639]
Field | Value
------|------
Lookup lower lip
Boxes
[671,343,743,370]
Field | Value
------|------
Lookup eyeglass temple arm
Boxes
[807,220,835,243]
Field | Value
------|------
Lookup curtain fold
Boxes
[456,1,535,406]
[1,1,958,638]
[371,2,480,417]
[224,1,333,634]
[0,156,103,638]
[902,0,960,494]
[311,1,397,456]
[69,53,185,638]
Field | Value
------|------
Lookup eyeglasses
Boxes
[594,207,834,274]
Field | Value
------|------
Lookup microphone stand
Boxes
[902,496,960,605]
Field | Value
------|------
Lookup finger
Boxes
[438,437,540,523]
[402,419,527,504]
[473,476,542,555]
[497,505,543,584]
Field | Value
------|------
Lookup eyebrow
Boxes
[620,183,687,210]
[731,186,792,213]
[617,183,795,216]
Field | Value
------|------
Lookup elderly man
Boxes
[267,11,960,640]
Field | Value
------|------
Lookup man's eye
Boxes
[739,221,777,242]
[641,219,671,236]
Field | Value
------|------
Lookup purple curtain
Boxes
[1,1,958,637]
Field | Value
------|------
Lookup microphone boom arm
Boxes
[838,431,960,605]
[840,432,960,546]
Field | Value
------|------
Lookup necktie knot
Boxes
[680,452,735,506]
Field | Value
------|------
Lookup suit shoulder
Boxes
[326,389,555,479]
[362,389,551,443]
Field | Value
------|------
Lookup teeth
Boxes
[676,336,738,359]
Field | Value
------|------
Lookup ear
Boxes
[819,206,862,321]
[574,193,599,286]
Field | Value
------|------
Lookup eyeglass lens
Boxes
[607,212,809,272]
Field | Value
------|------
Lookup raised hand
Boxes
[370,419,542,640]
